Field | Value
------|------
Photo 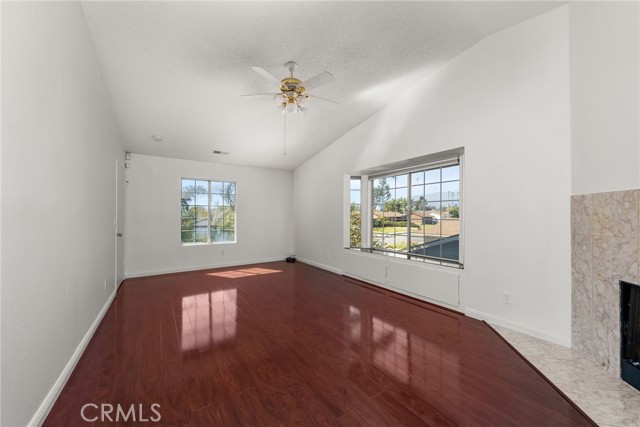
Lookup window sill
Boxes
[346,247,462,269]
[181,241,237,247]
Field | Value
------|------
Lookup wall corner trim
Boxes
[28,290,118,427]
[465,308,571,348]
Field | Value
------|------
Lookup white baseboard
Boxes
[124,257,288,279]
[465,308,571,348]
[296,257,343,275]
[28,289,117,427]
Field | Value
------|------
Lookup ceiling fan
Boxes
[242,61,337,115]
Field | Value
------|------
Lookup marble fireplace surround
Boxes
[571,189,640,376]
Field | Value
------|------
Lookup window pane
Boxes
[350,179,361,190]
[211,181,224,194]
[181,230,195,244]
[395,174,408,188]
[425,183,440,201]
[195,206,208,219]
[425,168,440,183]
[224,208,235,229]
[441,219,460,237]
[372,178,391,206]
[426,201,441,213]
[411,171,424,185]
[181,218,195,230]
[195,229,208,243]
[442,181,460,201]
[181,180,196,199]
[442,201,460,219]
[181,179,195,191]
[224,230,236,242]
[419,241,443,259]
[442,165,459,182]
[195,192,209,205]
[225,182,236,194]
[195,180,208,193]
[211,194,223,206]
[395,187,407,201]
[350,190,361,205]
[181,201,195,217]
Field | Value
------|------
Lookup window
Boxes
[367,158,461,266]
[181,179,236,245]
[349,177,361,248]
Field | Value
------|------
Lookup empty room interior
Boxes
[2,1,640,426]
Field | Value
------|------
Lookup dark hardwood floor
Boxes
[44,261,595,426]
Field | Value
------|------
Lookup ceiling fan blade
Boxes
[240,93,280,97]
[301,71,335,91]
[308,94,338,105]
[250,66,281,84]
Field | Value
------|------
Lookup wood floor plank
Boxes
[44,261,596,427]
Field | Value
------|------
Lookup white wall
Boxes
[570,1,640,195]
[1,3,124,426]
[124,154,294,277]
[294,6,572,344]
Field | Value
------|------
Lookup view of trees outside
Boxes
[371,164,460,261]
[350,178,361,248]
[181,179,236,244]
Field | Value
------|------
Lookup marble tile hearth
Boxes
[494,325,640,427]
[571,189,639,375]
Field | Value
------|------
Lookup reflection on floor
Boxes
[44,261,599,426]
[493,325,640,427]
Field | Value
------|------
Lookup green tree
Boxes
[449,206,460,218]
[221,182,236,207]
[384,197,407,214]
[412,196,427,211]
[349,211,361,248]
[372,178,391,207]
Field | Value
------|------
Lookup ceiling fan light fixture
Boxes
[244,61,336,117]
[285,101,297,114]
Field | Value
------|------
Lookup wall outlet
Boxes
[503,292,512,305]
[104,279,107,290]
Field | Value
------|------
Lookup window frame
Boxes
[347,152,464,268]
[180,178,237,246]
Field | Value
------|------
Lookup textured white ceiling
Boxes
[82,1,563,170]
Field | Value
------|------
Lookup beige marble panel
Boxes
[593,190,638,238]
[593,320,611,371]
[572,271,591,321]
[607,326,621,377]
[592,236,638,285]
[571,194,592,235]
[573,303,595,357]
[593,277,618,327]
[572,233,592,277]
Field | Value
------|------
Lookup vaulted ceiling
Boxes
[82,1,564,170]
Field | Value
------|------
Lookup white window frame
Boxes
[180,178,237,246]
[344,149,464,268]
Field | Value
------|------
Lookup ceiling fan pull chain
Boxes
[283,113,287,156]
